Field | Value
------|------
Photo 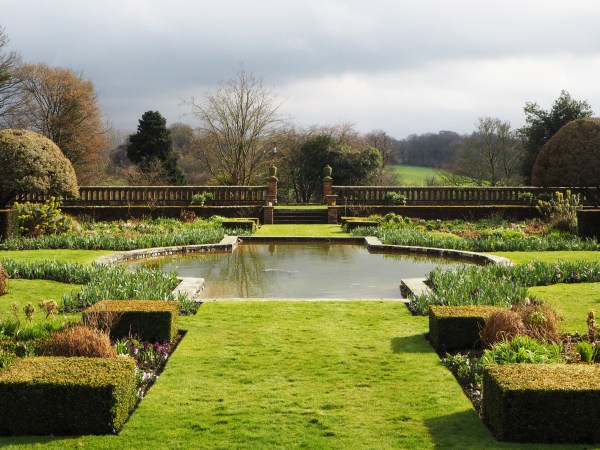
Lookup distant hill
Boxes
[392,165,439,186]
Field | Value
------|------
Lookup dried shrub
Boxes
[512,300,560,344]
[480,309,526,348]
[82,303,123,335]
[0,263,7,296]
[42,325,116,358]
[480,299,561,348]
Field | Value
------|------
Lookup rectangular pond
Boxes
[134,242,464,299]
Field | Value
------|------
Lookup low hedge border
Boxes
[483,363,600,443]
[429,305,501,352]
[0,356,137,435]
[0,209,18,242]
[83,300,179,342]
[221,218,258,232]
[578,209,600,239]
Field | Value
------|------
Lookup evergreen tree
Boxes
[127,111,186,185]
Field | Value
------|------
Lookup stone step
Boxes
[399,278,431,299]
[273,209,328,224]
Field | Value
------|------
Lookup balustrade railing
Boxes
[16,186,267,205]
[332,186,600,206]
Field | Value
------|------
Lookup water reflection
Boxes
[134,243,463,299]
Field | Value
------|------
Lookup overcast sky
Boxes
[2,0,600,139]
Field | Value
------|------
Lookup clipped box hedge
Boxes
[578,209,600,239]
[0,356,136,435]
[483,364,600,443]
[0,209,18,242]
[429,305,501,352]
[221,218,258,232]
[83,300,179,342]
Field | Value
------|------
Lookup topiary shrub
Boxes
[41,325,117,358]
[0,129,78,208]
[0,356,136,435]
[0,263,7,296]
[531,118,600,186]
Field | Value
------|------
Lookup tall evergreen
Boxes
[127,111,186,185]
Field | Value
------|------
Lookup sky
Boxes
[2,0,600,140]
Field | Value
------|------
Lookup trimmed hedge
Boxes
[83,300,179,342]
[0,209,18,242]
[483,364,600,443]
[221,218,258,232]
[429,305,501,352]
[578,209,600,239]
[0,356,137,435]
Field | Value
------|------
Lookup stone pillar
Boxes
[266,163,278,205]
[326,194,338,224]
[323,165,333,203]
[263,204,274,224]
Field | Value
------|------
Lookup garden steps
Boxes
[174,277,205,302]
[400,277,431,299]
[272,209,328,224]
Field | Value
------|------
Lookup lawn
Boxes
[2,230,600,448]
[0,249,113,265]
[254,224,350,237]
[0,302,523,449]
[489,251,600,265]
[392,164,439,186]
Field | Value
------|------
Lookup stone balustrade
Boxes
[17,186,267,205]
[332,186,600,206]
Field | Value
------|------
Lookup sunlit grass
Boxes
[528,283,600,334]
[0,302,503,449]
[254,224,349,237]
[392,164,439,185]
[0,249,112,265]
[0,279,80,323]
[489,251,600,265]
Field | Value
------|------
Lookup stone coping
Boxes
[94,234,512,267]
[93,235,512,303]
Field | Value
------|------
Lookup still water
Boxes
[138,242,463,299]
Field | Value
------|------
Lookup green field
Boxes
[392,165,439,186]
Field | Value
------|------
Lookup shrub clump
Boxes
[479,309,526,348]
[536,190,582,233]
[41,325,117,358]
[480,300,560,348]
[13,197,79,238]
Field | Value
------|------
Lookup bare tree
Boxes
[10,63,109,184]
[0,27,24,127]
[448,117,524,186]
[364,129,399,167]
[184,68,283,185]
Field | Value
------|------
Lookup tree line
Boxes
[0,25,595,198]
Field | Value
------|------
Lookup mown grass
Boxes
[0,249,112,264]
[489,250,600,265]
[529,282,600,334]
[392,164,439,185]
[254,224,349,237]
[0,279,80,323]
[1,229,599,448]
[0,302,506,449]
